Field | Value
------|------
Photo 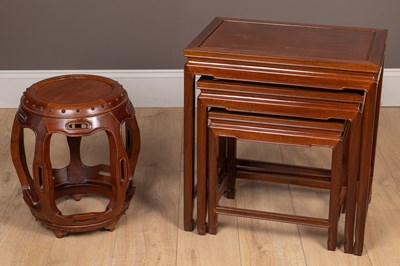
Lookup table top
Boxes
[184,17,387,73]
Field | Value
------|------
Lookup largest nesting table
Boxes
[183,17,387,255]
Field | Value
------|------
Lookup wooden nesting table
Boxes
[183,17,387,255]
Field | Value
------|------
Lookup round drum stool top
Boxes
[21,74,131,118]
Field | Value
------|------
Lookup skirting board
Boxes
[0,70,184,108]
[0,69,399,108]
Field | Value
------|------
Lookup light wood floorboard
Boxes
[362,107,400,265]
[236,143,307,266]
[281,146,373,265]
[0,107,400,265]
[176,181,242,266]
[0,109,19,222]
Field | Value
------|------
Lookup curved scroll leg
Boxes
[10,115,40,203]
[125,116,141,176]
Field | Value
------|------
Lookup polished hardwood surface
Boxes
[206,109,349,251]
[183,17,387,255]
[196,76,362,253]
[185,17,386,72]
[10,75,140,237]
[1,107,400,265]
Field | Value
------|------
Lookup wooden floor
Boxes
[1,107,400,265]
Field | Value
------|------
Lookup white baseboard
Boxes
[0,69,399,107]
[381,69,400,106]
[0,70,184,108]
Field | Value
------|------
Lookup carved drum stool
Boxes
[10,74,140,237]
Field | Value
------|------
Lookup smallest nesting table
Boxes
[10,74,140,237]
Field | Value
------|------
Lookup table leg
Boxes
[354,85,377,255]
[197,100,208,234]
[369,69,384,202]
[183,66,196,231]
[344,115,361,254]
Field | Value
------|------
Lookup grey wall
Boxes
[1,0,399,70]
